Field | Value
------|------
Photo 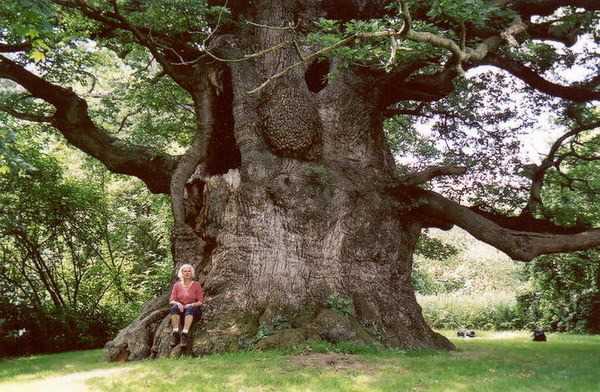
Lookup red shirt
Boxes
[169,281,204,305]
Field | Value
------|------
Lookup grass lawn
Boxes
[1,331,599,391]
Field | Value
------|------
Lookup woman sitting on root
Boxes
[169,263,204,347]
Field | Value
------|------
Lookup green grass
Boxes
[0,349,131,384]
[1,332,600,391]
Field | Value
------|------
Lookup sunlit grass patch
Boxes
[2,333,600,391]
[0,349,126,384]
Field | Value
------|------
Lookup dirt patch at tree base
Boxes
[288,353,381,373]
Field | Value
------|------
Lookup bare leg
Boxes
[171,314,180,331]
[182,315,194,332]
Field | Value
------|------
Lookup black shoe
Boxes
[180,332,189,347]
[170,331,180,347]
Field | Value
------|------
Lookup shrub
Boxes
[417,291,523,330]
[326,294,354,316]
[516,251,600,333]
[0,301,134,357]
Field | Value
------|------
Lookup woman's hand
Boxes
[175,302,184,312]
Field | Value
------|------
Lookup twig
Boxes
[292,40,305,62]
[248,34,357,94]
[182,40,291,65]
[244,20,296,31]
[203,0,229,48]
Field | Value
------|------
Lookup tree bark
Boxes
[105,1,454,361]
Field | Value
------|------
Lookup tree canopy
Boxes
[0,1,599,257]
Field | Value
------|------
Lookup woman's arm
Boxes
[169,282,181,305]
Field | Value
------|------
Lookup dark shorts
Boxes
[170,304,201,318]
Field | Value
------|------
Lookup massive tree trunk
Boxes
[104,1,452,361]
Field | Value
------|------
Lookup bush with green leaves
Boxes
[0,133,172,356]
[413,229,527,330]
[515,130,600,334]
[326,294,354,316]
[418,291,522,330]
[516,251,600,333]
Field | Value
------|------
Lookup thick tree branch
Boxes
[0,41,32,53]
[169,78,216,225]
[50,0,202,68]
[522,117,600,215]
[317,0,594,23]
[367,3,597,108]
[402,187,600,261]
[375,7,523,106]
[380,65,462,106]
[399,165,467,186]
[526,19,581,46]
[0,55,177,194]
[467,206,589,234]
[485,55,600,102]
[46,0,226,203]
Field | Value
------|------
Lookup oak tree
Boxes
[0,0,598,360]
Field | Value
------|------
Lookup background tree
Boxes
[0,113,172,356]
[0,0,598,360]
[517,118,600,333]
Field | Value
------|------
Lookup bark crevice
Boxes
[205,66,242,176]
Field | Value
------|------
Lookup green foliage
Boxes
[254,323,273,341]
[541,139,600,227]
[510,42,561,73]
[418,291,522,330]
[412,233,462,295]
[326,294,354,316]
[415,233,460,260]
[0,132,172,356]
[413,229,524,295]
[414,136,600,333]
[0,0,56,62]
[386,73,531,210]
[125,1,229,35]
[517,251,600,333]
[385,116,440,162]
[0,120,33,173]
[515,128,600,333]
[307,17,445,68]
[413,229,527,329]
[426,0,504,26]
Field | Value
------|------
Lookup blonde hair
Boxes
[177,263,195,280]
